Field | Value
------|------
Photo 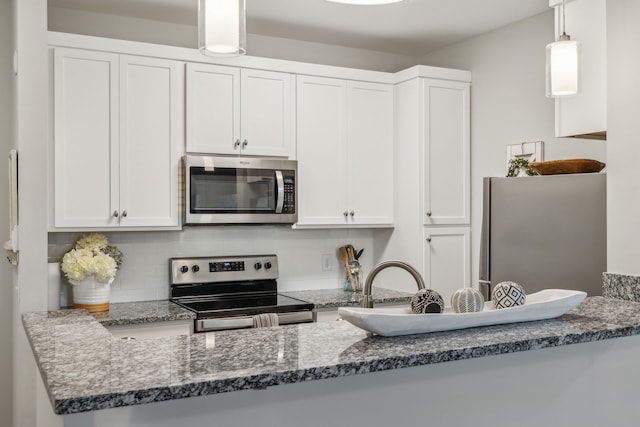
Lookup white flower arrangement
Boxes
[61,233,123,284]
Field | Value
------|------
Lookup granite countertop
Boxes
[22,296,640,415]
[91,300,195,327]
[281,287,413,309]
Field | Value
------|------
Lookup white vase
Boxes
[69,276,113,312]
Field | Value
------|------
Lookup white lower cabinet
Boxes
[423,227,471,303]
[295,75,394,227]
[52,48,183,229]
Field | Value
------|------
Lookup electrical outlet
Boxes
[321,254,332,271]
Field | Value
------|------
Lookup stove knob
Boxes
[264,262,272,270]
[192,265,200,273]
[254,262,262,270]
[180,265,189,274]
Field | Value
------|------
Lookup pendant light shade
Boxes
[198,0,246,57]
[546,37,581,97]
[546,0,581,97]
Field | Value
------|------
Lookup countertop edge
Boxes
[48,315,640,414]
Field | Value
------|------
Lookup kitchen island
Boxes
[24,296,640,427]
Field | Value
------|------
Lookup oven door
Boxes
[184,155,297,224]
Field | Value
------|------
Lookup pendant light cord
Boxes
[562,0,566,36]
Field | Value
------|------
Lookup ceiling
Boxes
[48,0,551,56]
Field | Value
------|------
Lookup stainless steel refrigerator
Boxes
[479,173,606,300]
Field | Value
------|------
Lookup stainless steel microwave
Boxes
[183,155,297,225]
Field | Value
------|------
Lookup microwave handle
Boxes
[275,171,285,213]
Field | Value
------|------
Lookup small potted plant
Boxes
[61,233,123,312]
[506,158,538,177]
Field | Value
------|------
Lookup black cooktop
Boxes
[173,293,314,318]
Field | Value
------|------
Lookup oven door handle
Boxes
[275,170,285,214]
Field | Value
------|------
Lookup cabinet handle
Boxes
[234,139,241,148]
[343,211,348,218]
[426,210,432,217]
[350,211,355,217]
[242,139,248,148]
[113,210,119,218]
[122,210,128,218]
[426,236,432,243]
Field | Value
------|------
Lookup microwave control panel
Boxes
[282,171,296,213]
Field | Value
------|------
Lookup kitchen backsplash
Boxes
[48,227,375,306]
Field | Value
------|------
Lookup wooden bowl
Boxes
[528,159,606,175]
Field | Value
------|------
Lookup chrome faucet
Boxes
[361,260,426,308]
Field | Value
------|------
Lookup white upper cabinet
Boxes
[53,48,183,229]
[550,0,606,139]
[185,63,239,155]
[186,63,294,157]
[346,81,395,225]
[296,75,394,227]
[54,48,119,228]
[296,76,349,226]
[423,79,470,225]
[118,55,183,227]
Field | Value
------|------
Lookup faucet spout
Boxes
[361,260,426,308]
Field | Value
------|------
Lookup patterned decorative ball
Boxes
[410,289,445,314]
[451,287,485,313]
[492,281,526,309]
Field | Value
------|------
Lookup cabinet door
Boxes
[119,55,183,227]
[53,48,119,228]
[346,81,394,226]
[240,69,294,158]
[185,63,240,154]
[423,79,470,225]
[423,227,471,304]
[296,75,348,226]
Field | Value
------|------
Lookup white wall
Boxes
[606,0,640,275]
[420,10,606,287]
[47,7,420,72]
[0,0,14,423]
[13,1,50,426]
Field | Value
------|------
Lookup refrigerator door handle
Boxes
[479,177,492,300]
[478,280,492,301]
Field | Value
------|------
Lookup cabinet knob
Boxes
[343,211,348,218]
[122,210,128,218]
[234,139,241,148]
[350,211,355,217]
[113,210,119,218]
[426,210,432,217]
[426,236,432,243]
[242,139,248,148]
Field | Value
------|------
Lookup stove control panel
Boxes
[170,254,279,285]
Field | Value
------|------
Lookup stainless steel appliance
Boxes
[479,173,606,300]
[170,255,314,332]
[183,155,297,225]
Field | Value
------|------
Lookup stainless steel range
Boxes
[170,255,315,333]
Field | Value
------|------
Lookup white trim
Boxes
[393,65,471,84]
[47,31,396,84]
[47,32,473,85]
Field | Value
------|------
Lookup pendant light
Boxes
[198,0,246,57]
[546,0,581,97]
